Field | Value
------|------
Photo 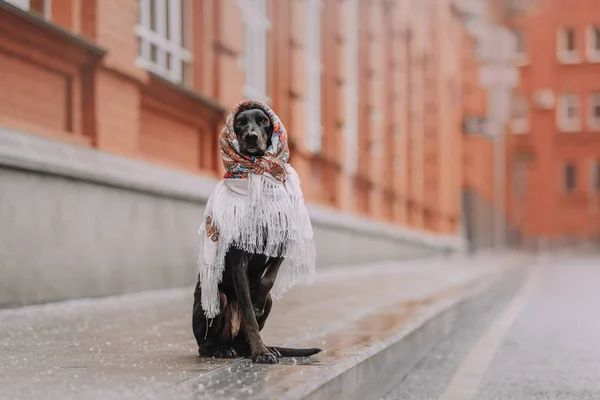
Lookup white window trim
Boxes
[557,93,581,132]
[511,95,529,134]
[587,25,600,63]
[345,0,359,169]
[44,0,50,18]
[557,27,580,64]
[237,0,271,105]
[306,0,323,153]
[513,29,528,66]
[5,0,51,19]
[136,0,192,85]
[589,93,600,131]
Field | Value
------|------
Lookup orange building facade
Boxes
[504,0,600,245]
[458,0,600,249]
[0,0,468,235]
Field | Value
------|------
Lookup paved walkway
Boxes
[384,254,600,400]
[0,254,526,400]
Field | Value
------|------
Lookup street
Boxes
[385,254,600,400]
[0,255,522,400]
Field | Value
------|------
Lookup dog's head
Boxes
[233,107,273,157]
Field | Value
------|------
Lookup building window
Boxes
[589,93,600,130]
[514,29,527,65]
[344,0,359,169]
[587,25,600,62]
[557,93,580,132]
[557,27,579,64]
[511,95,529,134]
[136,0,192,85]
[5,0,51,19]
[589,161,600,192]
[237,0,270,104]
[306,0,323,153]
[563,163,577,193]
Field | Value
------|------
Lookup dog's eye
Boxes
[260,118,269,125]
[235,119,243,126]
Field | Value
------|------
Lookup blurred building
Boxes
[460,0,600,249]
[0,0,469,235]
[504,0,600,247]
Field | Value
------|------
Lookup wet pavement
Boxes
[0,254,524,400]
[384,254,600,400]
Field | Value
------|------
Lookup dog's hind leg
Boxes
[192,284,239,358]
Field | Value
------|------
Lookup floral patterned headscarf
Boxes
[220,100,289,182]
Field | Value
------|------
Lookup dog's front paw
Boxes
[252,346,279,364]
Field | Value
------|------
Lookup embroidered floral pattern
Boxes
[220,100,290,183]
[205,216,219,242]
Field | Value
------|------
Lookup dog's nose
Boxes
[246,132,259,143]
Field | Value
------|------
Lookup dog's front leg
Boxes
[252,257,283,317]
[232,252,278,364]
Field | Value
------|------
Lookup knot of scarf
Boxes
[220,100,289,183]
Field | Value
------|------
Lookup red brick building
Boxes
[0,0,471,235]
[503,0,600,245]
[458,0,600,248]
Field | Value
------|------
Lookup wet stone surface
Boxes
[384,254,600,400]
[0,255,521,400]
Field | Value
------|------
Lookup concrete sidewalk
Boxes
[0,254,530,400]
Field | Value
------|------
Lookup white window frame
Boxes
[511,95,529,134]
[557,27,580,64]
[136,0,193,85]
[305,0,323,153]
[557,93,580,132]
[587,25,600,62]
[344,0,359,171]
[589,93,600,131]
[237,0,271,104]
[513,29,528,66]
[5,0,51,19]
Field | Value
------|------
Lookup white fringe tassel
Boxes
[198,172,316,318]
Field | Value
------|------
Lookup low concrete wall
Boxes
[0,127,465,307]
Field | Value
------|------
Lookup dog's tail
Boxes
[272,347,322,357]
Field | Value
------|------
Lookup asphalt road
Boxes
[384,254,600,400]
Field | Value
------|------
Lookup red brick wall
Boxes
[0,0,469,235]
[139,105,200,170]
[0,52,69,133]
[505,0,600,240]
[0,5,91,145]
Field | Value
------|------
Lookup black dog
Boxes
[192,106,321,364]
